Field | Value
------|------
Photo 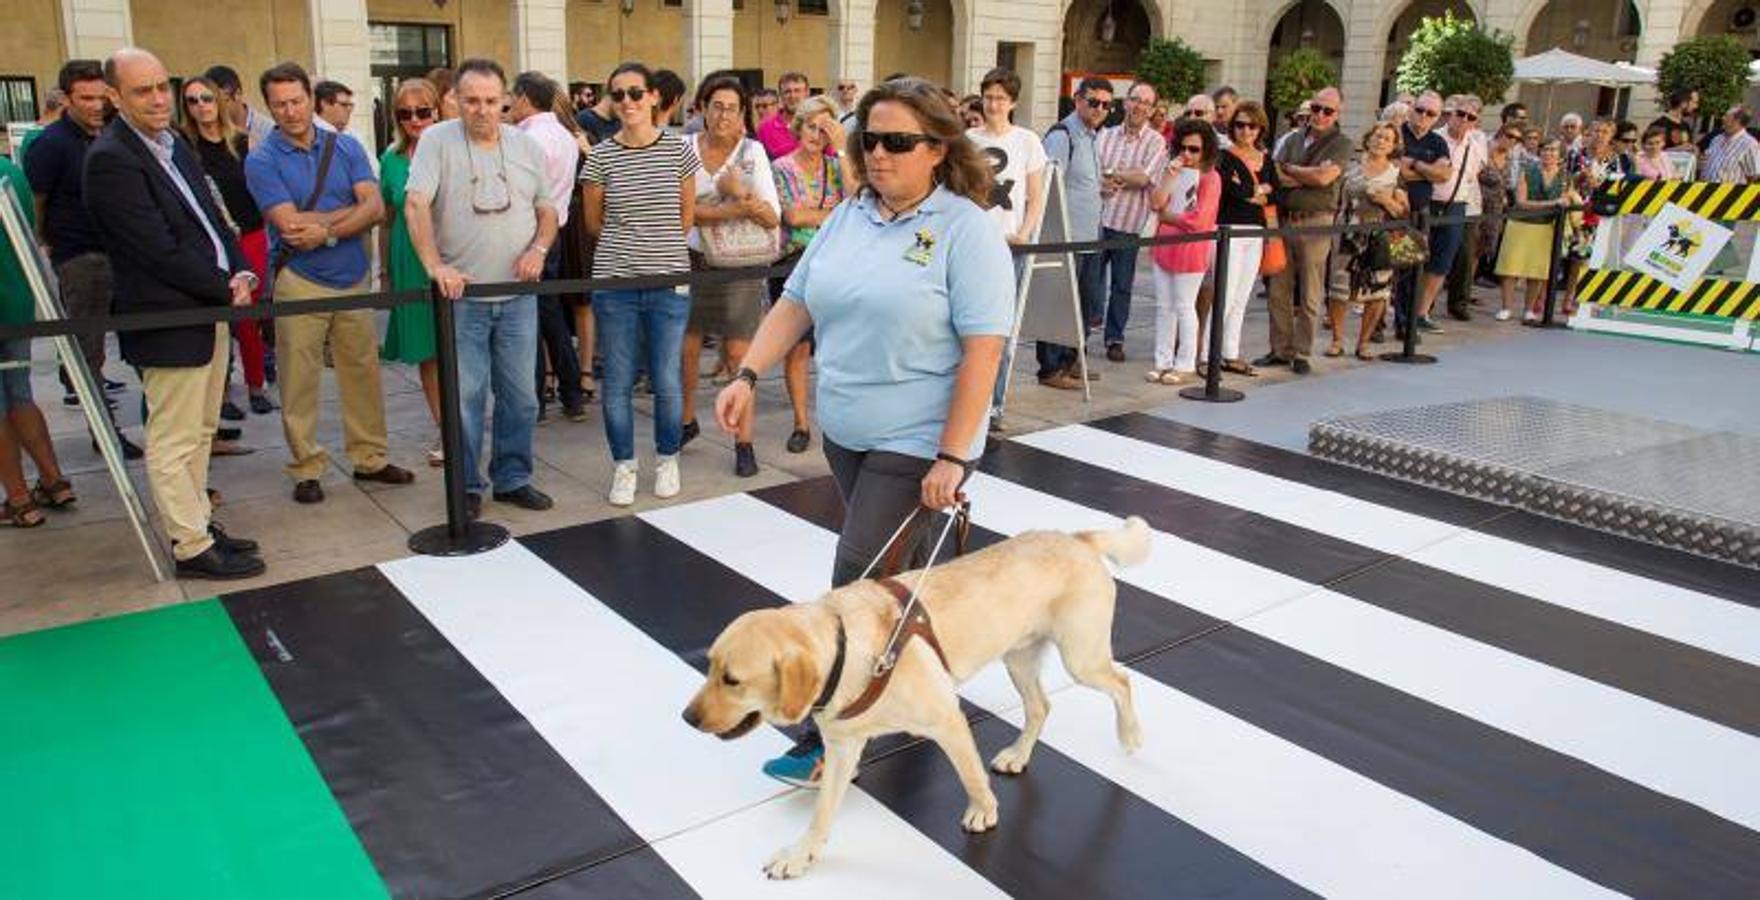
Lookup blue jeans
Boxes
[593,288,688,462]
[1035,252,1106,377]
[455,296,539,495]
[1100,226,1140,345]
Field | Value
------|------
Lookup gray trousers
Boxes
[823,438,946,588]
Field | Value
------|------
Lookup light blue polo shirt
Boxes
[782,185,1014,460]
[244,126,376,289]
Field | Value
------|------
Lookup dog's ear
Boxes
[775,645,820,724]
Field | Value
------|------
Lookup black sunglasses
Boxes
[860,131,939,154]
[394,106,435,123]
[1415,107,1440,117]
[1310,104,1338,117]
[608,87,647,103]
[1230,120,1259,131]
[1178,142,1205,154]
[184,93,216,105]
[1453,110,1479,122]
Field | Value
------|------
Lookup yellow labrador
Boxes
[681,516,1150,879]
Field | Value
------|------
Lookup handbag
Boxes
[700,139,781,269]
[1234,149,1286,275]
[1387,230,1427,269]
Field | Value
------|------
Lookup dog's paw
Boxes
[1119,723,1144,755]
[960,800,999,833]
[764,844,818,880]
[990,744,1033,775]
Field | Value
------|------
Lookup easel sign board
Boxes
[1004,165,1090,406]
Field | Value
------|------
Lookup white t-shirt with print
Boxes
[966,125,1049,241]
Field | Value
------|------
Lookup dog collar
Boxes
[809,618,847,715]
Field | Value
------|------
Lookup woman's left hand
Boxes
[920,458,967,511]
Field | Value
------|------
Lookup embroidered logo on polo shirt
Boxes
[905,228,936,266]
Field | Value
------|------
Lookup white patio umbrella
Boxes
[1512,47,1655,121]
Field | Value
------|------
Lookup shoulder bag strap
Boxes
[1440,137,1470,207]
[300,132,338,213]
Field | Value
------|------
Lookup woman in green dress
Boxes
[378,77,443,465]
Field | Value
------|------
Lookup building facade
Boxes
[1,0,1752,146]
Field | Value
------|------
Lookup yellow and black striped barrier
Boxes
[1575,268,1760,319]
[1606,179,1760,221]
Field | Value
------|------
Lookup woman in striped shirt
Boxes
[582,61,701,507]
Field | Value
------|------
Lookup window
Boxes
[798,0,828,13]
[369,23,451,71]
[0,77,37,124]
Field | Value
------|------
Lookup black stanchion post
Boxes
[1540,204,1567,328]
[1381,210,1437,364]
[1181,224,1243,403]
[409,279,510,556]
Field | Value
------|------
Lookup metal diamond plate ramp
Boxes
[1310,397,1760,568]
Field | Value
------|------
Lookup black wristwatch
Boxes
[935,452,974,474]
[735,366,759,389]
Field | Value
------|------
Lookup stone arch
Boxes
[1258,0,1348,53]
[1061,0,1163,75]
[1511,0,1642,57]
[1378,0,1481,106]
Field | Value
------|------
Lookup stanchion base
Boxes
[1377,351,1438,364]
[409,521,510,557]
[1179,384,1245,403]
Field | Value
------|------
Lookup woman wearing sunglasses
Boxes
[1211,100,1276,376]
[582,62,701,507]
[179,75,273,419]
[377,78,446,465]
[714,77,1012,789]
[1143,119,1220,385]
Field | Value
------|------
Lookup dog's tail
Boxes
[1077,516,1151,568]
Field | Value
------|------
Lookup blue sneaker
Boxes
[762,744,826,789]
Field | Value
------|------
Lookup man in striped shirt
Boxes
[1703,106,1760,185]
[1095,82,1168,362]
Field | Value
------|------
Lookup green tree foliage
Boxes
[1394,11,1515,102]
[1135,37,1207,106]
[1269,49,1336,113]
[1657,35,1752,114]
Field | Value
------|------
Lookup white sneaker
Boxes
[608,460,638,506]
[654,454,681,499]
[1494,309,1512,322]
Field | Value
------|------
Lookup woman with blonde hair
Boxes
[771,92,859,453]
[1327,122,1407,358]
[181,75,273,419]
[378,77,444,463]
[716,77,1012,787]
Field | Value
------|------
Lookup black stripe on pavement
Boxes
[222,567,697,900]
[758,473,1760,897]
[522,517,1310,900]
[1093,413,1760,607]
[980,438,1760,738]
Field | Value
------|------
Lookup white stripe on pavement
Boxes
[380,543,1006,900]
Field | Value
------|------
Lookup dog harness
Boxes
[813,577,953,721]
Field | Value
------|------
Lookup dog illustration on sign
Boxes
[1662,221,1702,260]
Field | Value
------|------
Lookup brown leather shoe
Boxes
[1038,372,1084,391]
[292,480,324,504]
[354,463,415,485]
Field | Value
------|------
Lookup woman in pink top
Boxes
[1145,119,1221,385]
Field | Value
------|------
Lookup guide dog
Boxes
[681,517,1150,879]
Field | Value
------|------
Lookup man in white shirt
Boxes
[1440,95,1490,321]
[1704,105,1760,184]
[509,71,587,422]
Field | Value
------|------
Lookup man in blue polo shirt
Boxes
[1396,90,1454,339]
[25,59,142,458]
[246,61,412,505]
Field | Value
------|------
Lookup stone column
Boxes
[829,0,878,89]
[59,0,132,59]
[686,0,735,90]
[307,0,373,148]
[513,0,570,83]
[1631,0,1689,120]
[1338,2,1385,138]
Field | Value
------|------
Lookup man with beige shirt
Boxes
[1261,86,1350,374]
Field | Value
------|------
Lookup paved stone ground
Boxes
[0,269,1531,636]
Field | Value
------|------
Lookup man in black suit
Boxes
[84,48,265,579]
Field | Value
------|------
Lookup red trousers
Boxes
[231,228,269,389]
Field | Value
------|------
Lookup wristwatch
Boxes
[736,366,759,389]
[322,224,337,249]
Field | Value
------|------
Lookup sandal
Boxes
[1157,370,1187,386]
[1323,345,1344,358]
[579,376,597,403]
[1220,359,1257,377]
[1356,347,1375,361]
[31,478,76,509]
[5,497,45,528]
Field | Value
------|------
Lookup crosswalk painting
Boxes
[4,415,1757,899]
